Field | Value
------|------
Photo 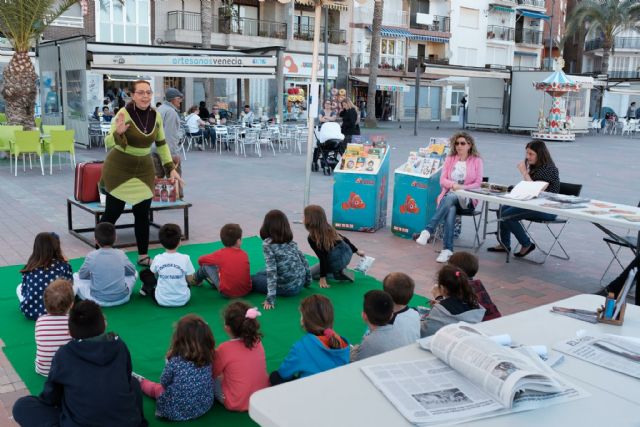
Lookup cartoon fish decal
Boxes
[342,192,366,210]
[399,195,419,214]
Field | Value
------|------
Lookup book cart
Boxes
[332,137,390,232]
[391,138,448,239]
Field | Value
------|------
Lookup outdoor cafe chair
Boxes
[10,130,44,176]
[88,121,105,149]
[42,125,66,144]
[514,182,583,265]
[599,200,640,285]
[214,125,229,154]
[0,113,7,125]
[0,125,22,174]
[621,119,636,137]
[44,129,76,175]
[238,129,260,157]
[257,129,276,157]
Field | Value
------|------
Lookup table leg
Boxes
[67,199,73,232]
[184,206,190,240]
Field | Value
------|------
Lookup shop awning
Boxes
[514,51,538,57]
[490,5,515,13]
[423,65,510,80]
[367,26,413,38]
[86,42,277,79]
[350,75,410,92]
[517,10,550,20]
[407,33,449,43]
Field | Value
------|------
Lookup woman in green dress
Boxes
[101,80,185,266]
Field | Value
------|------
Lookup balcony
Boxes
[585,37,640,52]
[516,28,543,45]
[292,24,346,44]
[410,15,450,32]
[166,11,287,39]
[517,0,546,8]
[351,53,405,72]
[353,6,409,27]
[407,56,449,72]
[487,25,515,41]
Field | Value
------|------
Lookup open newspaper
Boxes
[361,323,586,426]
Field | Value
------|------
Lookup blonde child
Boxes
[136,314,215,421]
[303,205,366,288]
[251,210,311,310]
[213,302,269,411]
[18,232,73,320]
[270,295,349,385]
[35,279,74,376]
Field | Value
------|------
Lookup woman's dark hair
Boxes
[525,140,555,170]
[437,265,479,308]
[447,251,479,278]
[300,295,342,349]
[130,80,150,93]
[223,301,263,349]
[259,209,293,244]
[21,232,65,273]
[167,314,215,368]
[303,205,340,252]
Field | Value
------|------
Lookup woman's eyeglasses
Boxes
[455,141,468,146]
[134,90,153,96]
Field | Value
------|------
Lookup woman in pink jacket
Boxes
[415,132,483,263]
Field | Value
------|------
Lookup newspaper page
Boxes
[362,324,586,425]
[553,334,640,379]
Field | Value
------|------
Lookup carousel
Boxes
[531,58,581,142]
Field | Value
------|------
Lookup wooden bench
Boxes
[67,197,192,248]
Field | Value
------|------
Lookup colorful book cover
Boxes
[356,157,367,170]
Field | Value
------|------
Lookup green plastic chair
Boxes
[0,125,23,173]
[42,125,66,144]
[10,130,44,176]
[44,129,75,174]
[0,113,7,124]
[34,117,42,130]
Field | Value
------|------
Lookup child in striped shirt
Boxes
[35,279,74,376]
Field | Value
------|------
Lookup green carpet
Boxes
[0,236,427,426]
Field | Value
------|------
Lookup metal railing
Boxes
[292,24,347,44]
[516,28,543,45]
[353,6,409,27]
[585,37,640,51]
[167,11,287,39]
[351,53,404,71]
[487,25,515,41]
[407,56,449,72]
[517,0,546,8]
[410,15,450,32]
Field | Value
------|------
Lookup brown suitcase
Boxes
[74,161,103,203]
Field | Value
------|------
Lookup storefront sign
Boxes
[283,53,338,79]
[92,54,277,68]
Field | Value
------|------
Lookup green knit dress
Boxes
[102,108,175,205]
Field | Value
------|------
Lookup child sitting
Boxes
[383,272,420,344]
[35,279,74,376]
[137,314,215,421]
[303,205,367,288]
[420,265,486,337]
[448,251,501,321]
[13,301,147,426]
[251,210,311,310]
[193,224,251,297]
[213,302,269,411]
[148,223,195,306]
[270,295,349,385]
[351,290,408,361]
[74,222,137,306]
[18,232,73,320]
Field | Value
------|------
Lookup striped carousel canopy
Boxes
[533,70,581,93]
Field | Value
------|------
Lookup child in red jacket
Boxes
[192,224,251,297]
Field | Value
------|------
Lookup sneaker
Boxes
[415,230,431,246]
[436,249,453,263]
[131,372,145,382]
[189,277,203,287]
[333,269,355,282]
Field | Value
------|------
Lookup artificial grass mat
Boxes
[0,236,427,426]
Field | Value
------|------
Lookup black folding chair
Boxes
[599,201,640,284]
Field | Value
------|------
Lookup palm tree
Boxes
[564,0,640,114]
[0,0,87,127]
[201,0,213,105]
[364,0,383,128]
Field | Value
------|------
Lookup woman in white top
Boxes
[185,105,211,150]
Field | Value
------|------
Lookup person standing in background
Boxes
[460,95,468,129]
[155,88,184,198]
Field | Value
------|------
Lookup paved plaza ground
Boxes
[0,122,638,425]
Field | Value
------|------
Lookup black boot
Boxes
[311,162,319,172]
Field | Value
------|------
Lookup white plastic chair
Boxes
[258,129,276,157]
[621,119,635,136]
[239,129,260,157]
[214,125,229,153]
[589,119,600,134]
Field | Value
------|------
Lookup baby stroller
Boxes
[314,122,344,175]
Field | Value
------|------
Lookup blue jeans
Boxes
[310,240,353,279]
[498,206,556,250]
[251,272,304,297]
[425,191,474,251]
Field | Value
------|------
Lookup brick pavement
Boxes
[0,122,638,423]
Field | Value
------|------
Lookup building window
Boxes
[51,3,84,28]
[458,46,478,67]
[380,38,405,69]
[96,0,150,45]
[459,7,479,29]
[409,0,429,28]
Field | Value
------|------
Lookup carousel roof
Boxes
[534,70,581,92]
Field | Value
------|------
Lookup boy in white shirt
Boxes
[149,224,195,307]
